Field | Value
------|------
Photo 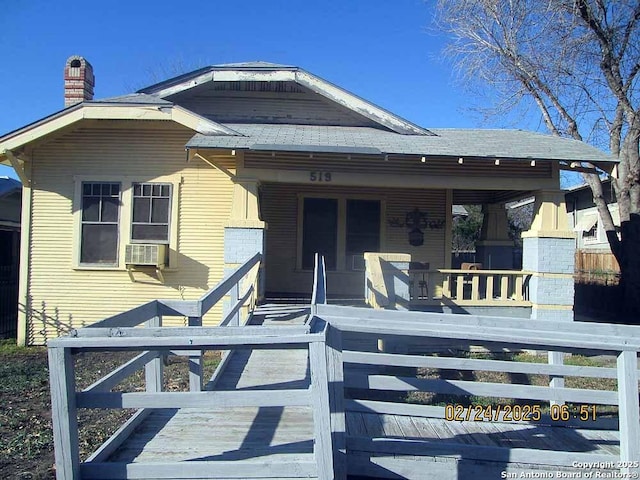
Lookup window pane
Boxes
[133,197,151,222]
[82,197,100,221]
[152,184,161,196]
[132,224,169,241]
[101,197,119,223]
[134,184,142,196]
[83,183,92,196]
[302,198,337,270]
[143,184,152,196]
[161,185,171,196]
[111,184,120,196]
[346,200,380,257]
[151,198,169,223]
[81,224,118,264]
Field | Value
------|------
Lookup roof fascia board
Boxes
[0,104,238,154]
[147,70,215,98]
[0,107,84,153]
[213,70,296,83]
[295,70,432,136]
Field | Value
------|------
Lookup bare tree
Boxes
[435,0,640,315]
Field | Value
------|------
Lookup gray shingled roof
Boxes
[89,93,172,105]
[186,123,616,163]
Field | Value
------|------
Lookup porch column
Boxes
[522,190,576,322]
[475,203,515,269]
[224,178,267,300]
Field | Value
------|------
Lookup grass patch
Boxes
[0,344,221,480]
[402,351,621,417]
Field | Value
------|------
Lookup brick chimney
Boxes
[64,56,94,107]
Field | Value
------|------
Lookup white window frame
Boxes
[78,181,122,267]
[130,182,173,244]
[296,193,386,271]
[73,175,181,270]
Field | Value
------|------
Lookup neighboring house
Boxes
[0,57,616,345]
[565,179,619,251]
[0,176,21,338]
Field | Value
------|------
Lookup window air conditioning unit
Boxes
[125,244,167,268]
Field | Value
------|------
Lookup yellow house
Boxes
[0,57,616,345]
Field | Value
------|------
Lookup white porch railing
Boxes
[409,269,532,306]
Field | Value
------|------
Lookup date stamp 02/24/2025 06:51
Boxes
[444,404,639,479]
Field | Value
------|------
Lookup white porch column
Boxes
[476,203,515,269]
[522,190,576,322]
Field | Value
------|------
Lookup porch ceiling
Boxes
[452,189,535,204]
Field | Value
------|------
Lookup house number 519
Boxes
[309,171,332,182]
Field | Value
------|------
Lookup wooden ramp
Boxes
[103,304,623,480]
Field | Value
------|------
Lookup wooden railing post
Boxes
[548,351,565,406]
[188,316,203,392]
[229,282,240,326]
[617,350,640,475]
[326,325,346,479]
[309,337,335,478]
[48,346,80,479]
[145,315,163,393]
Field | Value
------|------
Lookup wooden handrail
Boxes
[311,253,327,307]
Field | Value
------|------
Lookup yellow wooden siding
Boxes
[261,183,446,297]
[26,121,233,344]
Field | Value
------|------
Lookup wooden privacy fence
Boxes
[314,304,640,478]
[575,251,620,285]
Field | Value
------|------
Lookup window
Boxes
[302,198,338,270]
[132,183,172,243]
[346,199,380,269]
[80,182,120,264]
[300,196,381,271]
[583,222,599,244]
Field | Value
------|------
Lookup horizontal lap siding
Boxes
[261,183,446,297]
[27,121,232,344]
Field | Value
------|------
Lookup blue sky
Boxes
[0,0,546,180]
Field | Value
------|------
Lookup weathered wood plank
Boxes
[83,351,158,393]
[77,389,312,409]
[200,252,261,315]
[309,340,334,479]
[343,350,618,379]
[346,374,618,405]
[325,325,346,479]
[346,436,617,467]
[48,347,80,479]
[67,325,310,339]
[317,304,640,340]
[156,300,200,318]
[617,350,640,474]
[85,409,151,463]
[86,300,159,329]
[548,351,565,407]
[328,316,640,352]
[80,459,317,478]
[48,332,322,349]
[145,316,164,394]
[219,284,253,327]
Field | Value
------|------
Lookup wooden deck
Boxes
[103,304,623,479]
